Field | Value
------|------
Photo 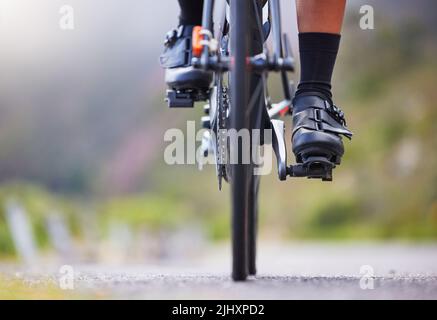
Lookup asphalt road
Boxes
[4,242,437,299]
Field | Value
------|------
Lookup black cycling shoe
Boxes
[160,25,212,108]
[291,95,353,166]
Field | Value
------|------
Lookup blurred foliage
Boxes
[292,16,437,240]
[0,179,230,258]
[0,183,82,257]
[99,195,190,231]
[0,3,437,260]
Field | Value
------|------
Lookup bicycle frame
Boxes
[195,0,336,183]
[196,0,338,189]
[196,0,294,74]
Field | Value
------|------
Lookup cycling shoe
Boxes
[160,25,212,91]
[291,95,352,165]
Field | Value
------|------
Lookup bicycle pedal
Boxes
[166,88,210,108]
[287,156,335,181]
[166,90,195,108]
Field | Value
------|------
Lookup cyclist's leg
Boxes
[295,0,345,101]
[291,0,352,166]
[296,0,345,33]
[178,0,204,26]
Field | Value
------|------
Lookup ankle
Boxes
[296,32,340,107]
[293,89,333,110]
[295,84,332,102]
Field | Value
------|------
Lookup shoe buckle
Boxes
[325,101,347,127]
[164,29,178,46]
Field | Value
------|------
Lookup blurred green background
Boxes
[0,0,436,259]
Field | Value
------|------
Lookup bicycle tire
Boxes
[248,174,260,276]
[229,0,264,281]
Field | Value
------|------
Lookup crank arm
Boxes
[270,119,288,181]
[270,121,335,182]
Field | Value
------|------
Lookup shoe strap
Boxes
[160,26,194,69]
[292,104,353,140]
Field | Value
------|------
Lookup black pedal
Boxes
[166,90,194,108]
[287,157,334,182]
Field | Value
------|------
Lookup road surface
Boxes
[2,242,437,299]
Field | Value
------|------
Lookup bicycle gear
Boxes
[216,81,230,190]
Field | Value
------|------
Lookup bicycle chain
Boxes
[217,84,229,189]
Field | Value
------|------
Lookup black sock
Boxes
[295,32,341,103]
[178,0,204,26]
